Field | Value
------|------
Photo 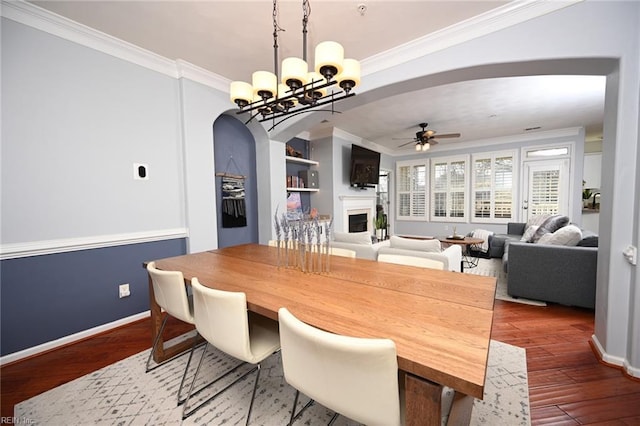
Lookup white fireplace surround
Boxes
[339,195,376,233]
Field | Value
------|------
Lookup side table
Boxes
[437,236,484,270]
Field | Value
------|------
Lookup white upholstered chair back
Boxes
[190,278,257,362]
[278,307,401,426]
[378,253,445,270]
[147,261,194,324]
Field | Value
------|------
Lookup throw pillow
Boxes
[525,214,551,231]
[530,214,570,243]
[389,236,441,252]
[521,225,539,242]
[537,224,582,246]
[333,231,372,245]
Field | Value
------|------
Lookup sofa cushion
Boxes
[333,231,372,245]
[537,224,582,246]
[389,236,441,252]
[530,214,570,243]
[520,225,539,242]
[577,230,599,247]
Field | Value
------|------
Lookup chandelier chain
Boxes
[272,0,285,79]
[302,0,310,61]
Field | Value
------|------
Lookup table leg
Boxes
[405,373,443,426]
[148,275,201,363]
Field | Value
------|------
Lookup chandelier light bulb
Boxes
[415,143,422,151]
[230,81,253,108]
[281,57,309,90]
[422,143,430,151]
[306,71,328,99]
[315,41,344,80]
[337,59,361,93]
[252,71,277,100]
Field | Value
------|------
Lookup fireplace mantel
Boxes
[339,194,376,233]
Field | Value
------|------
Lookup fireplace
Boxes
[340,195,376,233]
[349,213,368,233]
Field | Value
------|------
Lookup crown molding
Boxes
[1,0,227,89]
[362,0,584,76]
[176,59,229,92]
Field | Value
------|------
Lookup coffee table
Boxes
[437,236,484,270]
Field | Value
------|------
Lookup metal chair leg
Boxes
[288,389,315,426]
[181,352,251,420]
[245,364,261,426]
[177,336,208,405]
[145,315,169,372]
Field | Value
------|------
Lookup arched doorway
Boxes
[213,114,258,248]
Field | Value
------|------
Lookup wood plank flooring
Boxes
[2,300,640,424]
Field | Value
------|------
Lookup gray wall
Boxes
[1,18,185,243]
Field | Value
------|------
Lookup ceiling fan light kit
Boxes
[397,122,461,152]
[229,0,360,128]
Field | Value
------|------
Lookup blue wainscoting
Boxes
[0,238,186,356]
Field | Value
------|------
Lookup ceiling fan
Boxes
[395,122,461,151]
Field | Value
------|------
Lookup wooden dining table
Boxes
[147,243,497,425]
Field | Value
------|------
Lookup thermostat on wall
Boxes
[134,163,149,180]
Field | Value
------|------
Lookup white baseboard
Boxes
[591,333,640,378]
[0,311,150,366]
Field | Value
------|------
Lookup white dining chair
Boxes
[182,278,281,424]
[378,253,445,270]
[146,262,204,403]
[279,307,456,426]
[278,307,400,425]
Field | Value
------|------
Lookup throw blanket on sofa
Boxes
[472,229,494,253]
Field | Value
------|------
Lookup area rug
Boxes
[466,257,547,306]
[15,338,530,425]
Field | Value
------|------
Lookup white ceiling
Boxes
[30,1,606,153]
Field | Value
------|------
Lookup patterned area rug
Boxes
[16,338,530,425]
[466,257,547,306]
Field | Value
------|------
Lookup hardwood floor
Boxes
[2,300,640,424]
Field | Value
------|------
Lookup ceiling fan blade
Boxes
[429,139,439,145]
[392,137,415,140]
[433,133,461,139]
[397,140,418,148]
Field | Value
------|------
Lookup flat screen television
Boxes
[349,144,381,188]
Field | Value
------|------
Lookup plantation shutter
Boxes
[396,160,428,220]
[472,152,514,223]
[530,169,561,216]
[430,156,468,221]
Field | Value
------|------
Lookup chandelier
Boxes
[229,0,360,129]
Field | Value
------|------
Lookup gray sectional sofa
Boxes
[491,219,598,309]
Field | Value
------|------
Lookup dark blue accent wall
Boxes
[0,238,186,356]
[214,115,258,248]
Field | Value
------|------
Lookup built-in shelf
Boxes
[285,155,319,166]
[287,187,319,192]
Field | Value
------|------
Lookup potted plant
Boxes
[582,180,593,208]
[374,215,386,240]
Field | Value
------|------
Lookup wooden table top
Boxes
[437,236,485,245]
[153,243,497,398]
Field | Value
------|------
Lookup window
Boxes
[396,160,428,220]
[430,156,468,221]
[471,151,515,223]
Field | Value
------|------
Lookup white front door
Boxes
[521,158,570,222]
